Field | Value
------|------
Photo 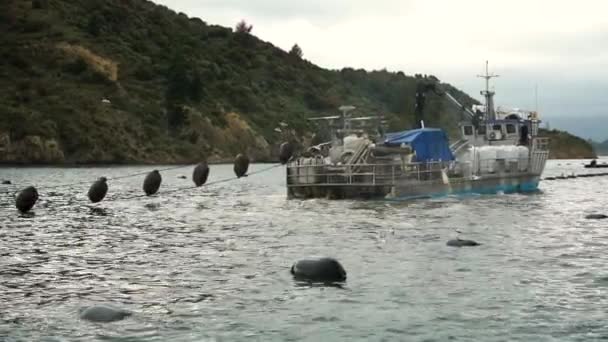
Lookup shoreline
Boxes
[0,157,598,168]
[0,158,281,168]
[0,161,280,168]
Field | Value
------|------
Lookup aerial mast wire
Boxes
[477,61,499,121]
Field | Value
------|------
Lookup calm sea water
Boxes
[1,159,607,341]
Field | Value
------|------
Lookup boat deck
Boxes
[285,138,549,200]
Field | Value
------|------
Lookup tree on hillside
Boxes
[0,1,19,27]
[235,20,252,34]
[32,0,49,9]
[165,56,190,104]
[289,44,303,59]
[189,70,203,103]
[87,14,103,36]
[164,54,191,129]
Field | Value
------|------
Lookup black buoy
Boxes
[234,154,250,178]
[143,170,162,196]
[2,180,11,185]
[87,177,108,203]
[15,186,39,213]
[79,305,131,323]
[279,142,294,164]
[178,175,187,179]
[585,214,608,220]
[192,161,210,187]
[290,257,347,283]
[446,238,480,247]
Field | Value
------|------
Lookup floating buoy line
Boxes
[4,144,296,214]
[5,142,603,214]
[542,172,608,181]
[108,162,282,203]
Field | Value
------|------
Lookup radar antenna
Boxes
[477,61,499,121]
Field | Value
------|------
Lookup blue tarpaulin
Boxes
[383,128,454,162]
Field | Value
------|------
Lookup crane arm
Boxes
[443,92,476,119]
[415,80,478,123]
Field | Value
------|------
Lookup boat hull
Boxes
[287,173,540,201]
[388,173,540,200]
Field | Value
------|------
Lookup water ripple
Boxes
[1,161,607,341]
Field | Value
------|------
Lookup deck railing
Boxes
[287,138,550,188]
[286,157,536,187]
[286,160,451,186]
[532,137,550,151]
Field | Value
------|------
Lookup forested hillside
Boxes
[540,129,596,159]
[591,139,608,156]
[0,0,478,164]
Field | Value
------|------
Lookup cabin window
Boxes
[492,124,502,131]
[506,124,516,134]
[478,125,486,135]
[463,126,473,136]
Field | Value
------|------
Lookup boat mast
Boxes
[477,61,499,121]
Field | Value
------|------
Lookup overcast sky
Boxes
[155,0,608,140]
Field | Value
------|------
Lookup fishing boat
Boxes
[284,63,550,200]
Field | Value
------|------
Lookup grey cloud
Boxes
[199,0,354,18]
[155,0,411,25]
[472,28,608,62]
[153,0,608,140]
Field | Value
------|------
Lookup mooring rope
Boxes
[110,163,282,202]
[5,163,283,211]
[5,160,608,212]
[39,164,195,190]
[542,172,608,181]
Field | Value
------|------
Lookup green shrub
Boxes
[289,44,303,59]
[82,69,113,84]
[166,104,187,129]
[63,58,88,75]
[133,65,154,81]
[235,20,252,34]
[87,14,103,36]
[21,18,50,33]
[31,0,48,9]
